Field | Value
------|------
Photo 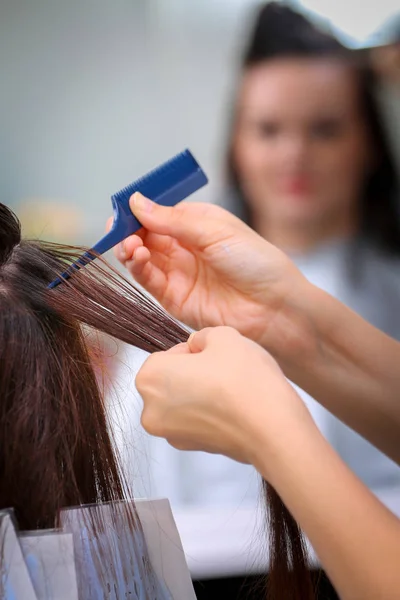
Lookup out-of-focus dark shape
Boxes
[370,43,400,85]
[242,1,344,63]
[356,11,400,84]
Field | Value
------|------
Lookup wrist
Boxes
[259,274,322,371]
[241,378,319,481]
[249,403,323,488]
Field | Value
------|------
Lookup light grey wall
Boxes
[0,0,398,246]
[0,0,253,244]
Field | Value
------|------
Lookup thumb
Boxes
[129,193,222,247]
[165,342,192,355]
[187,326,241,354]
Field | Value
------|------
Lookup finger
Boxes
[135,351,165,395]
[136,350,189,403]
[129,193,218,247]
[125,246,151,276]
[188,326,240,353]
[139,231,175,254]
[186,330,206,353]
[115,231,175,270]
[137,347,191,387]
[114,235,143,264]
[123,235,144,260]
[167,437,222,455]
[106,216,113,233]
[126,259,168,301]
[165,342,191,355]
[140,406,164,438]
[166,437,199,452]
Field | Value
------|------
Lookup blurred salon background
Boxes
[1,1,399,599]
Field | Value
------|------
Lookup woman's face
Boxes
[232,58,372,232]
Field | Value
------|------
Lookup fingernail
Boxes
[131,192,152,213]
[119,242,126,259]
[187,332,196,348]
[106,217,113,233]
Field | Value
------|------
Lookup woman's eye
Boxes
[256,121,280,138]
[311,119,343,139]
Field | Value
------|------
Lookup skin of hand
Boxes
[137,325,400,600]
[111,194,400,464]
[117,192,400,600]
[111,193,311,359]
[135,325,313,471]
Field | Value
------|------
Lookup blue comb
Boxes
[48,149,208,289]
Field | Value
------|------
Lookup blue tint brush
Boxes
[48,149,208,289]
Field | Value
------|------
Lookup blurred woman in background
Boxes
[220,1,400,507]
[182,0,400,527]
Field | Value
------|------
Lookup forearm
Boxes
[268,279,400,464]
[252,418,400,600]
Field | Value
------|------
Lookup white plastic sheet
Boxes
[20,530,78,600]
[135,499,196,600]
[0,511,37,600]
[0,499,194,600]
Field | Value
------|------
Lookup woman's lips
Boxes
[280,177,313,196]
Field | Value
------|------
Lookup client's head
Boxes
[0,202,312,599]
[0,202,189,531]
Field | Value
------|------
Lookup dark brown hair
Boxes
[0,201,311,598]
[264,483,313,600]
[0,202,189,532]
[0,201,191,596]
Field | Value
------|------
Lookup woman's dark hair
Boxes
[0,201,190,596]
[226,1,400,257]
[0,202,188,532]
[0,198,312,598]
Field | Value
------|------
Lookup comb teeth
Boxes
[48,149,207,289]
[111,149,203,206]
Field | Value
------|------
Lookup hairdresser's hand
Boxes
[112,194,307,355]
[136,326,313,468]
